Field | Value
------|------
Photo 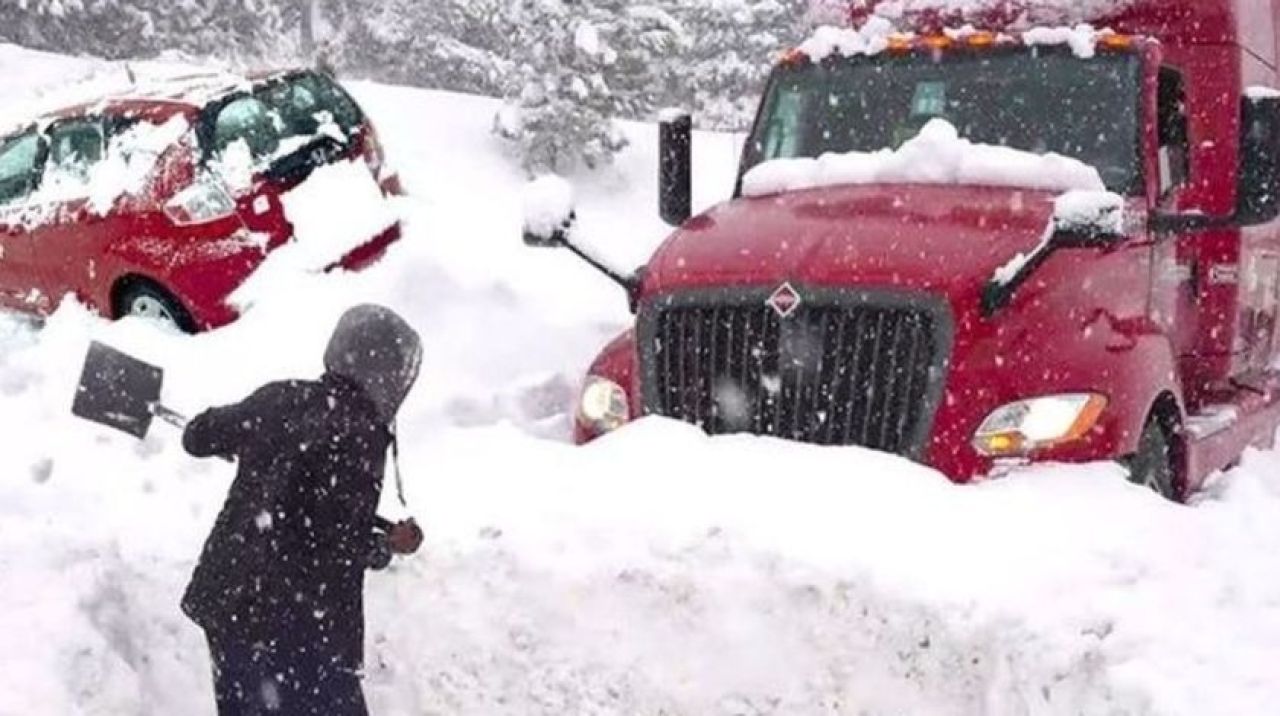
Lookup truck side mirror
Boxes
[522,175,577,248]
[982,192,1126,317]
[659,109,692,227]
[1237,93,1280,225]
[1051,191,1126,248]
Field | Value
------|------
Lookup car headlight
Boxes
[578,377,630,434]
[973,393,1108,457]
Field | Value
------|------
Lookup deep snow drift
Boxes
[1,46,1279,716]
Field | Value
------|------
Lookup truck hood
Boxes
[644,184,1060,301]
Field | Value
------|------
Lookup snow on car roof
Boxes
[0,62,295,137]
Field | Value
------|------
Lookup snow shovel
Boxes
[71,341,187,439]
[70,341,408,534]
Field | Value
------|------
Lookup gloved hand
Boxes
[388,518,424,555]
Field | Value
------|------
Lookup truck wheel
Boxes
[1128,420,1177,501]
[117,282,195,333]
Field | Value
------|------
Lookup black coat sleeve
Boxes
[183,392,261,458]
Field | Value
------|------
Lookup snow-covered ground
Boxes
[2,45,1280,716]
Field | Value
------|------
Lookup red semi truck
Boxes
[528,0,1280,501]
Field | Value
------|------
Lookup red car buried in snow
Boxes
[0,67,402,331]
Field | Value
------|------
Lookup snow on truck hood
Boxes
[742,119,1105,199]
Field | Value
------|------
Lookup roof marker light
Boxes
[887,34,914,53]
[922,35,953,51]
[779,47,809,67]
[966,31,997,48]
[1098,33,1134,50]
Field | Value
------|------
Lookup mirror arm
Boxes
[981,242,1058,319]
[551,235,641,304]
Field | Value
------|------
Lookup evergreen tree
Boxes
[494,0,626,173]
[657,0,809,130]
[336,0,513,97]
[0,0,817,154]
[586,1,686,119]
[0,0,291,63]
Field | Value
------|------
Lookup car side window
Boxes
[0,131,43,207]
[45,118,105,186]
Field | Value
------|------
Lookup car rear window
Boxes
[204,72,364,165]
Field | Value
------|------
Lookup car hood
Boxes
[643,184,1061,302]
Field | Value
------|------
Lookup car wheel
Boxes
[1128,420,1178,501]
[117,283,195,333]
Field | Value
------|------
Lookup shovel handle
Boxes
[151,403,235,463]
[147,403,237,465]
[150,403,188,428]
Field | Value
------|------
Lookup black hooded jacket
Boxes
[182,305,422,670]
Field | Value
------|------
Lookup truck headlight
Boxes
[578,377,630,434]
[973,393,1108,457]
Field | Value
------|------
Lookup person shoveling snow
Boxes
[69,313,425,714]
[177,304,425,715]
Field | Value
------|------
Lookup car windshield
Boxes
[204,71,363,164]
[745,49,1143,194]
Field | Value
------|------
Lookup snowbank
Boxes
[1,44,1278,716]
[5,385,1280,715]
[742,118,1105,198]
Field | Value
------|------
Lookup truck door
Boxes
[1237,95,1280,374]
[1243,251,1280,367]
[1150,67,1197,353]
[0,128,48,312]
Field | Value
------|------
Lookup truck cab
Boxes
[538,0,1280,500]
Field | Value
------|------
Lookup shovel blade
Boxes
[72,341,164,439]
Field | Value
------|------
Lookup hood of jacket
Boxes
[323,304,423,425]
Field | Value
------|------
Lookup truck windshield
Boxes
[746,49,1142,194]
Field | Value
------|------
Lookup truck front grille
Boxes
[641,288,951,458]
